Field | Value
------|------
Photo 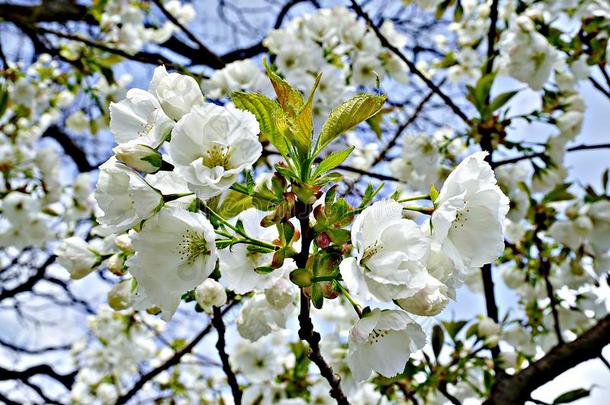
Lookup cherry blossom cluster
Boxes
[93,0,196,55]
[59,56,515,394]
[0,54,114,249]
[204,7,407,123]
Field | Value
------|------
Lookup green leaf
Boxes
[263,60,310,154]
[0,83,8,120]
[542,183,576,203]
[465,322,479,339]
[264,60,303,115]
[489,90,519,113]
[553,388,590,404]
[432,324,444,358]
[231,91,291,156]
[217,190,252,218]
[290,268,312,287]
[367,108,390,139]
[454,0,463,21]
[293,73,321,152]
[254,266,275,275]
[312,171,344,186]
[311,282,324,309]
[476,72,496,104]
[312,147,354,179]
[359,183,384,209]
[140,152,162,169]
[429,184,439,202]
[442,320,468,339]
[316,93,387,153]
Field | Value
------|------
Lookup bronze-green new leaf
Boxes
[293,73,322,154]
[316,93,387,154]
[264,62,313,154]
[231,91,291,157]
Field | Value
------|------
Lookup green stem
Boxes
[312,275,338,283]
[229,184,275,203]
[402,205,434,214]
[335,282,363,318]
[206,204,277,251]
[397,194,430,203]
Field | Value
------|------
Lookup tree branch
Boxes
[0,335,71,355]
[485,314,610,404]
[115,301,238,405]
[295,201,349,405]
[349,0,471,125]
[43,126,94,172]
[0,0,95,24]
[151,0,225,69]
[212,305,242,405]
[0,255,54,301]
[0,363,76,389]
[492,142,610,168]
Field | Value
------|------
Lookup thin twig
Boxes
[115,301,238,404]
[151,0,225,69]
[589,76,610,100]
[492,143,610,168]
[349,0,471,125]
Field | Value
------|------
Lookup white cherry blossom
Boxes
[168,103,261,199]
[431,152,509,272]
[347,308,425,382]
[126,207,217,321]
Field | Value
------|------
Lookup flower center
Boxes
[202,144,232,170]
[361,241,381,265]
[177,230,210,264]
[452,207,471,231]
[138,121,154,137]
[367,328,389,345]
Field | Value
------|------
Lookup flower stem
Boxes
[206,205,277,251]
[397,194,430,203]
[402,205,434,214]
[335,282,363,319]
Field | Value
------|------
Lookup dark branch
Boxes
[0,255,55,301]
[43,126,94,172]
[0,335,71,355]
[492,143,610,168]
[151,0,225,69]
[115,301,238,405]
[0,363,77,389]
[212,305,242,404]
[295,201,349,405]
[0,0,95,24]
[485,314,610,404]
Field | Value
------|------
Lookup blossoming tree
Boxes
[1,0,609,404]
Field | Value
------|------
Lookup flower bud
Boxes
[96,383,118,405]
[113,143,162,173]
[107,253,126,276]
[396,278,449,316]
[54,236,98,280]
[107,279,133,310]
[265,278,294,309]
[195,279,227,311]
[500,351,517,369]
[478,317,501,338]
[289,268,312,287]
[316,232,332,249]
[115,234,134,253]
